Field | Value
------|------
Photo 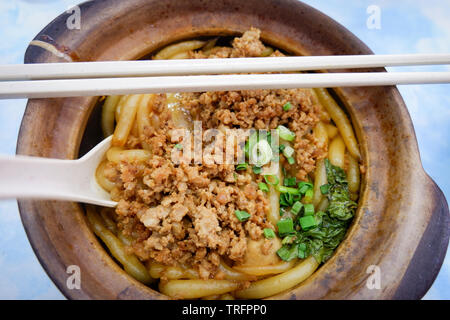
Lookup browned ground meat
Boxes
[107,28,324,279]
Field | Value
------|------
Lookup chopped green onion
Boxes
[314,211,325,226]
[287,156,295,165]
[235,210,251,222]
[277,185,300,195]
[298,243,307,252]
[279,194,290,207]
[258,182,269,192]
[279,144,286,152]
[251,139,273,167]
[277,245,298,261]
[281,235,296,245]
[292,193,302,202]
[298,249,306,259]
[174,143,183,149]
[277,218,294,236]
[277,125,296,141]
[284,192,294,206]
[283,102,293,111]
[303,203,315,216]
[282,145,295,158]
[264,175,279,185]
[276,246,290,260]
[298,243,307,259]
[298,181,313,188]
[235,163,247,171]
[298,181,313,194]
[303,188,314,203]
[279,207,286,216]
[284,177,297,187]
[263,228,276,239]
[320,184,329,194]
[252,166,262,174]
[291,201,303,215]
[299,215,317,230]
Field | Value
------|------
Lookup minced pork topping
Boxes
[104,28,326,279]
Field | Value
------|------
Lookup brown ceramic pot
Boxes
[17,0,449,299]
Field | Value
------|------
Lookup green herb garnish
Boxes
[282,145,295,158]
[277,125,296,141]
[279,194,290,207]
[284,177,297,187]
[303,188,314,203]
[234,210,251,222]
[276,245,298,261]
[258,182,269,192]
[299,215,316,230]
[236,163,247,171]
[291,201,303,215]
[252,166,262,174]
[264,175,279,185]
[277,185,300,195]
[283,102,293,111]
[320,184,329,195]
[324,159,357,221]
[277,218,294,236]
[263,228,276,239]
[303,203,315,216]
[276,158,356,263]
[298,181,313,194]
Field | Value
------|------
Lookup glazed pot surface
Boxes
[17,0,449,299]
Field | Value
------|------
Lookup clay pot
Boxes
[17,0,449,299]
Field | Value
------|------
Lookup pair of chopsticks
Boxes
[1,54,450,99]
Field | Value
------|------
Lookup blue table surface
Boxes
[0,0,448,300]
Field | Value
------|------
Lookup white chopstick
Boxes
[1,54,450,81]
[2,72,450,99]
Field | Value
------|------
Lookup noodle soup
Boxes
[90,28,362,299]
